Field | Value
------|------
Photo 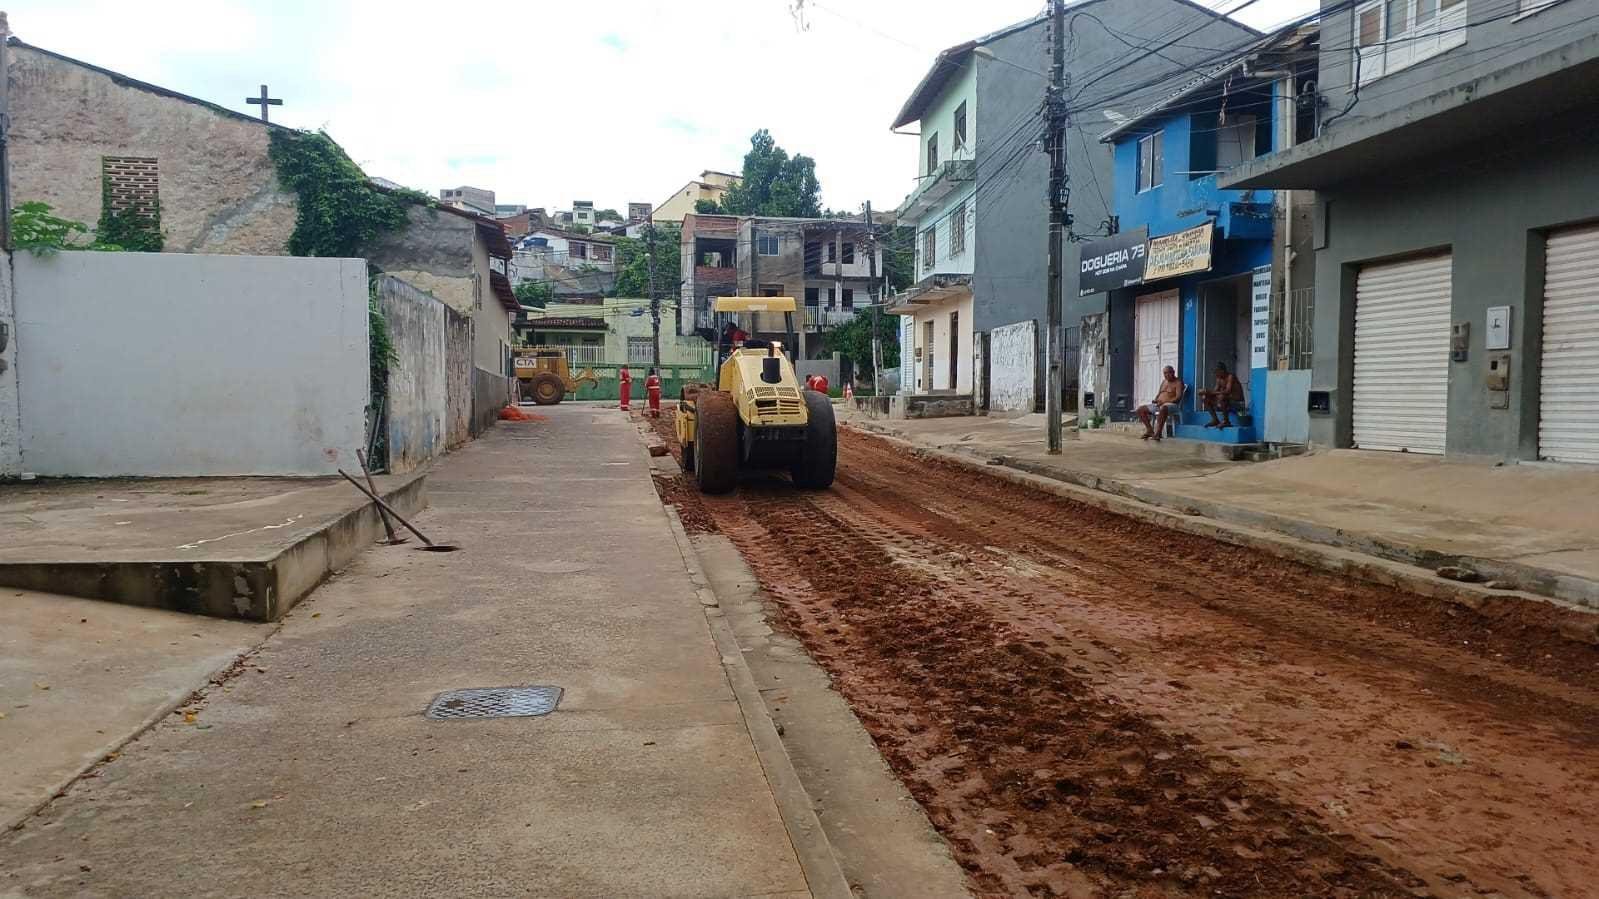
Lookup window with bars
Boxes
[628,337,654,364]
[570,241,588,259]
[592,244,612,262]
[953,102,968,153]
[949,202,968,257]
[922,227,937,273]
[842,242,855,264]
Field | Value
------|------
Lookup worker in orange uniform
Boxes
[645,368,662,418]
[619,366,632,411]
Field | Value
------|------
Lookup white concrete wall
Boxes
[989,319,1038,412]
[914,188,976,281]
[13,252,368,477]
[0,252,20,477]
[377,276,448,474]
[907,293,974,394]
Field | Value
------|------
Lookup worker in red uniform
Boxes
[645,368,663,418]
[619,366,632,411]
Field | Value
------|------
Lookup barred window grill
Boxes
[1269,287,1315,371]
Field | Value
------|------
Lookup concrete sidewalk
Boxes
[0,408,818,898]
[845,410,1599,608]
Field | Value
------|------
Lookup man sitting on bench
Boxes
[1199,362,1245,429]
[1137,366,1184,442]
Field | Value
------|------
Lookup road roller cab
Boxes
[675,297,836,494]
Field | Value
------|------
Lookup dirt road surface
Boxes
[647,415,1599,898]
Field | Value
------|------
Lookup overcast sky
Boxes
[8,0,1316,215]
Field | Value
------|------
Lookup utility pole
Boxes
[865,202,882,397]
[1044,0,1068,454]
[647,218,660,367]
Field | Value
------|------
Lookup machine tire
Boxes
[530,373,566,406]
[791,390,837,489]
[693,391,738,494]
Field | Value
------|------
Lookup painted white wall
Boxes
[13,252,368,477]
[989,319,1038,412]
[0,252,20,477]
[913,188,976,281]
[907,292,974,394]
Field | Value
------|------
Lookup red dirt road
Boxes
[649,417,1599,898]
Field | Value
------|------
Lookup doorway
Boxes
[1197,276,1250,405]
[948,311,959,391]
[1133,289,1180,406]
[922,320,935,392]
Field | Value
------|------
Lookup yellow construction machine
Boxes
[514,349,599,405]
[675,297,836,494]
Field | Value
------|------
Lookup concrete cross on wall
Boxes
[246,84,282,123]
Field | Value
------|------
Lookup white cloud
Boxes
[6,0,1316,214]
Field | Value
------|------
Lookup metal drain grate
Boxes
[425,686,562,720]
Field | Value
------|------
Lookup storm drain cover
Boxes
[425,686,562,720]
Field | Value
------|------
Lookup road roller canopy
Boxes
[713,296,797,313]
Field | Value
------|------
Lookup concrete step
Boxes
[0,474,427,622]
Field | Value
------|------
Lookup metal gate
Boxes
[1540,223,1599,463]
[1352,253,1451,454]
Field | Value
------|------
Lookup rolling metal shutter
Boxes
[1352,254,1451,454]
[1540,224,1599,464]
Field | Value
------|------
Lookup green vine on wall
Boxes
[269,128,427,460]
[97,178,164,252]
[267,129,426,259]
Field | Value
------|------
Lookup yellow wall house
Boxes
[653,170,741,224]
[527,298,712,371]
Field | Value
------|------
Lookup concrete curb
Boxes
[0,473,428,621]
[849,420,1599,611]
[660,502,854,899]
[854,426,1599,630]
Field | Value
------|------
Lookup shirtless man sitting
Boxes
[1199,362,1245,428]
[1137,366,1184,441]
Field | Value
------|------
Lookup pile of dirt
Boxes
[498,405,547,422]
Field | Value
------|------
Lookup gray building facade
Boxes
[1226,1,1599,463]
[892,1,1256,407]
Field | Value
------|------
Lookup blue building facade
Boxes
[1088,71,1279,444]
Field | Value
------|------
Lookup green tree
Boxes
[11,202,125,255]
[611,224,682,300]
[514,280,554,309]
[881,225,916,291]
[822,312,900,383]
[720,129,822,218]
[595,208,621,221]
[693,198,724,214]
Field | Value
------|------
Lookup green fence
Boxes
[559,364,716,403]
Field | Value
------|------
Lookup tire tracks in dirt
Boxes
[649,415,1599,898]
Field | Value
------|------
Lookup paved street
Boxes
[651,417,1599,898]
[0,407,812,899]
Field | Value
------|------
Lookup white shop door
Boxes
[1540,223,1599,464]
[1352,253,1451,454]
[1134,290,1180,405]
